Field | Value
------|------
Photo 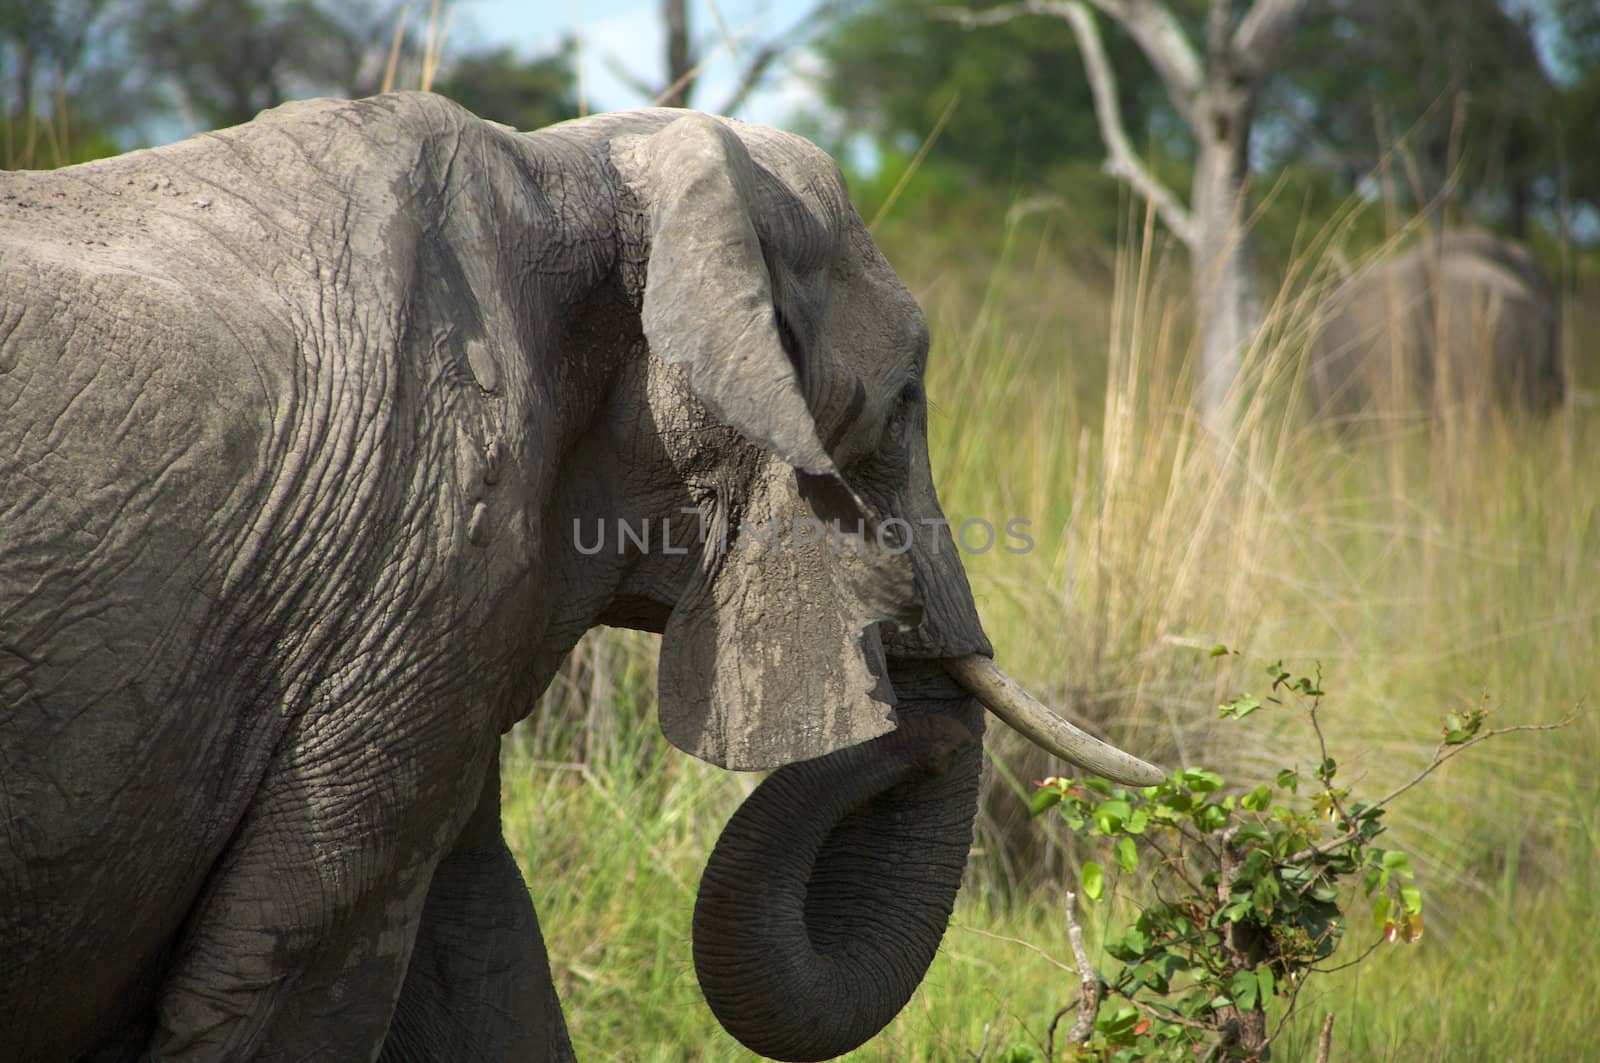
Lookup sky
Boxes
[448,0,826,128]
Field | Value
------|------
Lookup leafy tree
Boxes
[1550,0,1600,222]
[813,0,1171,184]
[432,43,580,132]
[129,0,405,130]
[1270,0,1567,236]
[0,0,146,165]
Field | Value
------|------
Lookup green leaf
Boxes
[1209,644,1232,657]
[1114,836,1139,872]
[1117,925,1149,957]
[1276,768,1300,794]
[1029,787,1063,816]
[1401,885,1423,914]
[1231,970,1259,1011]
[1382,850,1415,878]
[1083,861,1104,902]
[1095,799,1133,834]
[1219,693,1262,719]
[1257,965,1276,1000]
[1241,784,1273,811]
[1193,803,1231,832]
[1290,676,1325,697]
[1183,768,1225,792]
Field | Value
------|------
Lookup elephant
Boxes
[1307,227,1563,418]
[0,93,1162,1062]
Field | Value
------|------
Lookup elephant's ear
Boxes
[611,113,835,476]
[656,459,919,771]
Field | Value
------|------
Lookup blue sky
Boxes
[449,0,824,127]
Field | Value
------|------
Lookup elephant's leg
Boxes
[380,754,575,1063]
[147,710,494,1062]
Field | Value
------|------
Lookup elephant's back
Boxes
[0,182,293,1054]
[0,127,346,1052]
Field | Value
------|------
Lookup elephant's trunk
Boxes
[693,697,983,1061]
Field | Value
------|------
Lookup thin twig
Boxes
[1286,719,1572,865]
[716,1,848,116]
[1314,1011,1336,1063]
[1104,983,1217,1033]
[951,923,1079,975]
[1312,935,1386,975]
[1064,890,1102,1044]
[1372,719,1572,813]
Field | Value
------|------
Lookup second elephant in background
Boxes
[1308,228,1562,418]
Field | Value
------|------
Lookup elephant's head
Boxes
[544,111,1162,1060]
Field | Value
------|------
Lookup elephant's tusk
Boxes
[943,655,1166,786]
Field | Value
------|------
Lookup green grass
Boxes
[501,209,1600,1059]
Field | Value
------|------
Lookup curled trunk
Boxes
[693,696,983,1061]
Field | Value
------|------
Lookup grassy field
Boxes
[501,196,1600,1061]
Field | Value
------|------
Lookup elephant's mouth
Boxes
[691,658,1160,1061]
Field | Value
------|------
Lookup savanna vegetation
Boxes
[6,0,1597,1058]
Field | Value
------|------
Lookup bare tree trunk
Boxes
[943,0,1303,438]
[662,0,692,108]
[1214,828,1270,1059]
[1190,23,1257,435]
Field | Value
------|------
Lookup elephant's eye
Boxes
[899,380,924,409]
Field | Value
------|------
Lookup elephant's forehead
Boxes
[741,133,851,231]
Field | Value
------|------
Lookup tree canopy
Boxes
[813,0,1174,184]
[810,0,1599,240]
[431,43,580,132]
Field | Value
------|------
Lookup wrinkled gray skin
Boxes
[1308,228,1563,417]
[0,94,998,1062]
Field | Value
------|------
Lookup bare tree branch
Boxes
[937,0,1077,27]
[941,2,1201,235]
[1207,0,1233,71]
[1063,891,1102,1044]
[946,0,1204,124]
[602,54,658,102]
[1232,0,1309,77]
[716,0,847,116]
[1059,1,1199,245]
[1314,1012,1336,1063]
[1085,0,1202,124]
